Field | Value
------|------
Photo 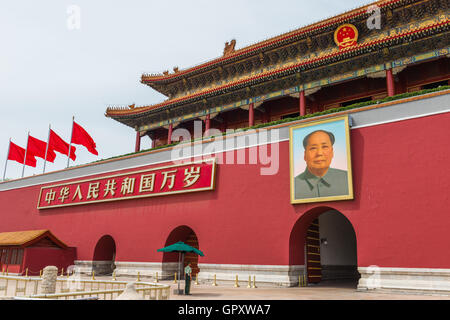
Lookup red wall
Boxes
[0,112,449,270]
[23,247,77,275]
[5,264,21,274]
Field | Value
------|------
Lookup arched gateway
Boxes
[162,226,200,280]
[290,207,359,286]
[92,235,116,275]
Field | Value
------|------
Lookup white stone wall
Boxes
[197,264,306,287]
[75,260,450,294]
[75,260,179,280]
[358,267,450,294]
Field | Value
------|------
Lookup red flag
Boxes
[48,129,76,161]
[27,135,56,163]
[7,141,37,167]
[71,121,98,156]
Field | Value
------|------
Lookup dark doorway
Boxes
[92,235,116,275]
[307,210,359,286]
[290,207,359,288]
[162,226,200,280]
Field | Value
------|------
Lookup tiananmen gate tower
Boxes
[1,0,449,294]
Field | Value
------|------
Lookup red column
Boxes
[386,68,395,97]
[299,91,306,116]
[135,131,141,152]
[249,103,254,127]
[167,124,173,144]
[204,114,210,133]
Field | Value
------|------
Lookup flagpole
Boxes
[22,131,30,178]
[67,116,74,168]
[43,124,51,174]
[3,138,11,181]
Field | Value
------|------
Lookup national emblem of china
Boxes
[334,24,359,49]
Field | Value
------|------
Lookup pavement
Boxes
[2,275,449,300]
[168,282,449,300]
[108,277,450,300]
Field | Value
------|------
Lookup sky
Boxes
[0,0,374,180]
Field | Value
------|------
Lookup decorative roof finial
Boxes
[223,39,236,57]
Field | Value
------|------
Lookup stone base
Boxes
[74,260,115,275]
[197,264,306,287]
[114,261,179,280]
[75,260,180,280]
[357,267,450,295]
[74,261,450,294]
[75,261,305,286]
[73,260,93,275]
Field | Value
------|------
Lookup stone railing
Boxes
[0,273,170,300]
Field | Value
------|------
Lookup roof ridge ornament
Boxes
[223,39,236,57]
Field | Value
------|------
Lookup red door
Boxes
[184,233,200,277]
[306,219,322,284]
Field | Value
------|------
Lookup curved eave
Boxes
[141,80,171,97]
[140,0,403,85]
[106,20,449,122]
[0,229,68,249]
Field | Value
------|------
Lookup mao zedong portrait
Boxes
[294,130,349,199]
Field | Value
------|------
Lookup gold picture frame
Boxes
[289,115,353,204]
